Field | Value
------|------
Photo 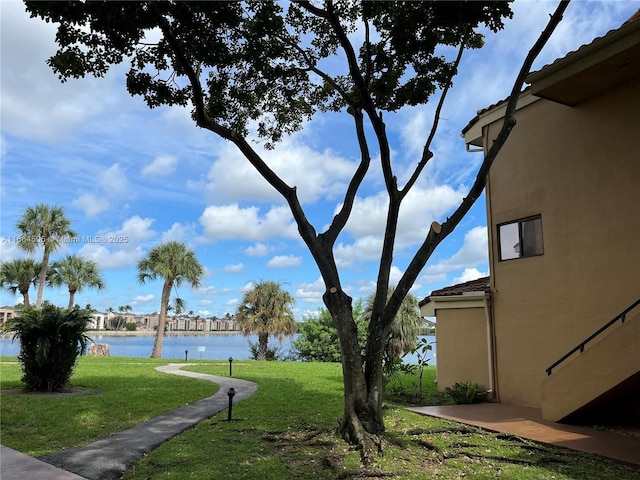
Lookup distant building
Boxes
[0,306,17,327]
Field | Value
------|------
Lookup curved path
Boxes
[38,364,258,480]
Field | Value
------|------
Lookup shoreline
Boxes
[1,330,243,339]
[89,330,243,337]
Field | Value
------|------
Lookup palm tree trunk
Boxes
[21,289,30,309]
[258,332,268,360]
[68,290,76,309]
[151,280,172,358]
[35,248,51,309]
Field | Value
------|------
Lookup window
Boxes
[498,215,544,261]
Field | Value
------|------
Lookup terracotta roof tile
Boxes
[419,276,490,307]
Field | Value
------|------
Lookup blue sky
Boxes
[1,1,636,319]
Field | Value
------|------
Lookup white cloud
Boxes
[199,204,298,241]
[77,244,145,269]
[100,163,131,197]
[72,193,109,218]
[267,255,302,268]
[132,294,154,303]
[142,155,178,177]
[197,285,232,295]
[239,281,255,294]
[420,226,488,278]
[224,263,244,273]
[0,239,26,262]
[76,216,156,269]
[334,236,383,267]
[453,268,489,285]
[245,242,270,257]
[161,222,196,243]
[295,277,326,304]
[333,184,465,265]
[205,135,357,205]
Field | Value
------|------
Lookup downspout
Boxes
[483,122,499,402]
[483,295,497,401]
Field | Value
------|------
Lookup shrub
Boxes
[125,322,137,331]
[444,381,485,405]
[248,341,283,361]
[4,305,90,392]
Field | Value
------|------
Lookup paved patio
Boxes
[407,403,640,467]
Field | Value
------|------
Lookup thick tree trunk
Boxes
[151,281,172,358]
[257,332,268,360]
[325,289,384,461]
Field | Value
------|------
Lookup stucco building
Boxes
[421,12,640,425]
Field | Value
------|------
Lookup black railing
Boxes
[546,297,640,376]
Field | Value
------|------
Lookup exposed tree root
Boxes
[335,470,397,479]
[406,426,478,436]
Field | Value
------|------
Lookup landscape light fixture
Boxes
[227,387,236,421]
[228,356,233,377]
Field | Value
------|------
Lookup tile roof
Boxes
[419,276,490,307]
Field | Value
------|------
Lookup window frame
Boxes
[497,214,544,262]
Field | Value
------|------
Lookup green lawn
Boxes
[1,357,638,479]
[0,356,217,456]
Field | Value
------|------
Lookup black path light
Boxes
[228,356,233,377]
[227,387,236,421]
[185,349,189,362]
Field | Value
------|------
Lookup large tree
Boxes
[0,258,42,308]
[26,0,569,456]
[236,280,297,360]
[16,204,77,309]
[48,254,106,309]
[137,241,203,358]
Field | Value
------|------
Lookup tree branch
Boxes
[150,2,325,269]
[322,107,371,246]
[401,29,470,199]
[391,0,571,322]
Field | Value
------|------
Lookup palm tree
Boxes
[137,241,204,358]
[0,258,42,308]
[364,287,421,357]
[48,254,105,309]
[16,204,77,309]
[236,280,297,360]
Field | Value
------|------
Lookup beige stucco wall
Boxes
[484,78,640,408]
[435,307,490,392]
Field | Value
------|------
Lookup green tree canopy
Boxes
[236,280,297,361]
[48,254,105,309]
[138,241,204,358]
[0,258,41,308]
[16,204,77,309]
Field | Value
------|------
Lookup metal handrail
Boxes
[545,297,640,376]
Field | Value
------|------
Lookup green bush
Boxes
[292,301,368,362]
[443,381,485,405]
[125,322,137,331]
[4,305,90,392]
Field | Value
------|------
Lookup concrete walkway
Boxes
[408,404,640,467]
[0,364,257,480]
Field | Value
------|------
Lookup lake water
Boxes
[0,334,436,364]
